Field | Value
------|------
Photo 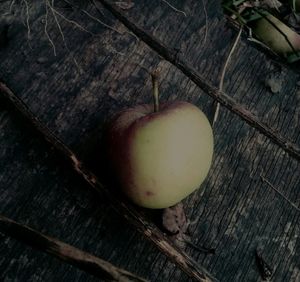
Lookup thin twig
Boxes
[98,0,300,162]
[0,82,217,282]
[162,0,187,17]
[63,0,122,34]
[78,7,130,56]
[0,214,148,282]
[219,26,243,102]
[50,7,94,35]
[44,0,57,56]
[213,25,243,126]
[22,0,31,40]
[9,0,16,14]
[90,0,140,57]
[81,8,122,34]
[247,26,274,51]
[231,20,278,56]
[49,0,66,43]
[47,0,81,71]
[92,0,105,15]
[260,174,300,213]
[151,70,160,112]
[201,0,208,45]
[64,0,139,56]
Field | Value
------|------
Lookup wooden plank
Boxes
[119,0,300,146]
[0,2,190,281]
[0,81,216,281]
[99,0,300,162]
[0,106,184,281]
[0,0,299,281]
[99,1,300,281]
[101,3,299,281]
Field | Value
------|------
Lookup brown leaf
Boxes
[162,202,188,235]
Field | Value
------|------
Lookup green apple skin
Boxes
[252,14,300,55]
[106,101,214,209]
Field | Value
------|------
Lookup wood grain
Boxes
[119,0,300,147]
[0,214,147,282]
[0,0,299,281]
[0,81,216,282]
[99,0,300,162]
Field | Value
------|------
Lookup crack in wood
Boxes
[98,0,300,162]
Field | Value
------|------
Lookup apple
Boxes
[252,14,300,56]
[106,73,213,209]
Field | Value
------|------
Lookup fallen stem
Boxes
[260,174,300,213]
[213,25,243,126]
[151,71,159,112]
[0,82,217,282]
[63,0,122,34]
[22,0,31,41]
[201,0,208,45]
[161,0,187,17]
[44,0,57,56]
[0,214,147,282]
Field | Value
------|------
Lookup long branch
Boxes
[0,214,147,282]
[0,82,217,282]
[98,0,300,162]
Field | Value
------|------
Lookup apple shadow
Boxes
[73,118,176,234]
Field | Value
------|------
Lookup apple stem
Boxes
[151,71,159,112]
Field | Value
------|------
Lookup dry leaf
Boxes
[162,202,188,236]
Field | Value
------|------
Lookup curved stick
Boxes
[0,214,147,282]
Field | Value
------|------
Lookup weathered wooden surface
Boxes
[0,214,148,282]
[0,80,215,282]
[0,0,299,281]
